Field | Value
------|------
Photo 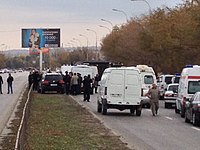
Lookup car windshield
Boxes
[45,75,62,81]
[188,81,200,94]
[168,85,178,93]
[174,77,180,83]
[165,77,173,84]
[144,75,154,84]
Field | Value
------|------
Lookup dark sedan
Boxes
[185,92,200,126]
[38,72,65,94]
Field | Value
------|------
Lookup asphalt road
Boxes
[72,94,200,150]
[0,71,28,135]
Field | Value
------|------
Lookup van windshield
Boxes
[188,81,200,94]
[144,75,154,84]
[174,76,180,83]
[165,77,172,84]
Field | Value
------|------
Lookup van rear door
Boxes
[107,69,125,104]
[124,69,141,105]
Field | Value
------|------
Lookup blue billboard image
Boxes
[22,28,60,49]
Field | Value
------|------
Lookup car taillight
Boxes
[59,80,65,84]
[183,97,186,107]
[42,80,49,85]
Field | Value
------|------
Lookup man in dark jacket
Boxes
[0,75,3,94]
[63,71,71,95]
[83,74,93,102]
[7,73,14,94]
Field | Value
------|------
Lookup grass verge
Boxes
[25,93,130,150]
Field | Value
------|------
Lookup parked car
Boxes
[38,72,65,94]
[164,83,179,108]
[157,74,174,100]
[185,92,200,126]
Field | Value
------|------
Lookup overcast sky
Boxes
[0,0,184,49]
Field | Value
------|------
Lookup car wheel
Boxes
[136,106,142,116]
[130,108,135,114]
[102,99,107,115]
[192,113,199,126]
[97,101,102,113]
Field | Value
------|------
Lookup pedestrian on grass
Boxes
[7,73,14,94]
[83,74,93,102]
[28,71,33,89]
[146,83,160,116]
[0,75,3,94]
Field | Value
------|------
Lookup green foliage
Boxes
[101,2,200,74]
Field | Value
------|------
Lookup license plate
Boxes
[50,84,57,86]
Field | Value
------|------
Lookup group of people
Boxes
[28,70,42,91]
[0,73,14,94]
[63,71,100,102]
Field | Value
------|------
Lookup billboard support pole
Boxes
[40,49,43,72]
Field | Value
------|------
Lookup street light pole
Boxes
[73,38,82,48]
[86,28,98,60]
[99,25,111,32]
[79,34,89,61]
[101,19,114,29]
[131,0,151,14]
[112,8,128,22]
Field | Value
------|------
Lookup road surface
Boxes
[0,71,28,135]
[72,94,200,150]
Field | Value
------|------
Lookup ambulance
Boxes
[97,67,142,115]
[136,65,157,108]
[176,65,200,117]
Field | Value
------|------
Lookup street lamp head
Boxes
[112,8,118,11]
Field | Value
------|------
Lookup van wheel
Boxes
[136,107,141,116]
[102,100,107,115]
[97,101,102,113]
[192,113,199,126]
[130,108,135,114]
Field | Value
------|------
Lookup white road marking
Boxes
[146,109,151,112]
[191,127,200,131]
[165,116,173,120]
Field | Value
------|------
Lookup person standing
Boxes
[0,75,3,94]
[94,74,100,93]
[7,73,14,94]
[63,71,71,95]
[146,83,160,116]
[70,73,78,95]
[83,74,93,102]
[28,71,33,89]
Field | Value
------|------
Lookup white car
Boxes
[164,83,179,108]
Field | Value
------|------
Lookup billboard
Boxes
[22,28,60,49]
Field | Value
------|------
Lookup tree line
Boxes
[101,1,200,74]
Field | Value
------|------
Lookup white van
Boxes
[97,67,142,115]
[60,65,73,75]
[136,65,157,108]
[71,65,98,79]
[176,65,200,117]
[157,74,174,99]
